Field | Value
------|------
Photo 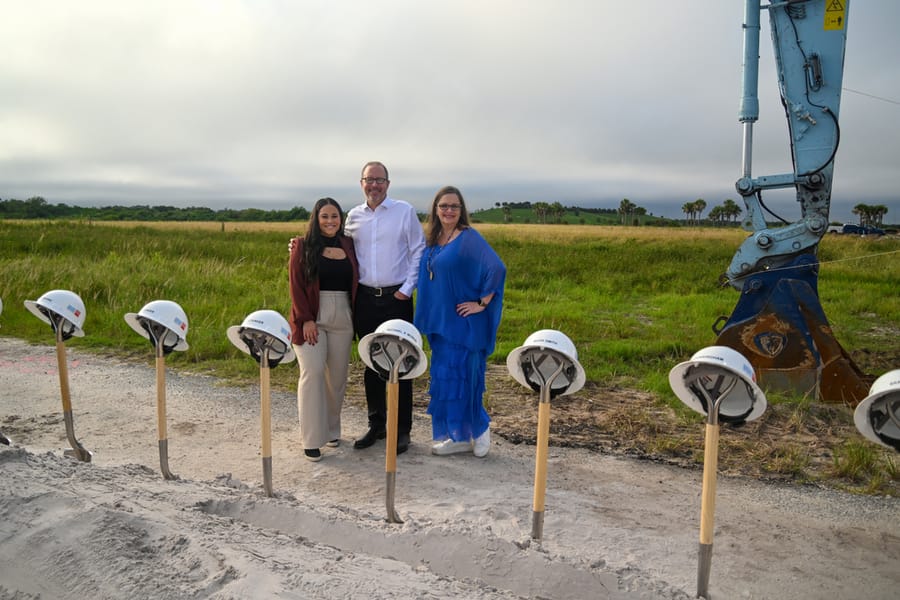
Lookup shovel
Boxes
[365,338,412,524]
[54,324,92,462]
[259,349,274,497]
[525,351,567,541]
[694,376,737,600]
[154,339,178,480]
[226,317,292,498]
[384,344,410,524]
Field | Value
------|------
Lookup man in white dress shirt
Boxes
[345,161,425,454]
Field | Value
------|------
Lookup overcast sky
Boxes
[2,1,898,222]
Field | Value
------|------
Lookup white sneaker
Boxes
[431,438,473,456]
[473,427,491,458]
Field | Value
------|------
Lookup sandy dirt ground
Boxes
[1,337,898,600]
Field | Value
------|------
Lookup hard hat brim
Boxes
[506,343,586,396]
[854,389,900,449]
[358,330,427,380]
[668,359,767,423]
[227,325,296,365]
[125,312,189,351]
[24,300,85,337]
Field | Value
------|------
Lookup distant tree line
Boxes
[494,198,744,227]
[0,197,310,222]
[494,200,616,214]
[680,198,743,226]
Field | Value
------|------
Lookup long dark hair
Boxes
[303,197,344,281]
[425,185,470,246]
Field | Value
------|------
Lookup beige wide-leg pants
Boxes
[292,291,354,450]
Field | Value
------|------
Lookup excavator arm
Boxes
[713,0,870,404]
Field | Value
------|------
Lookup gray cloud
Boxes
[1,0,897,223]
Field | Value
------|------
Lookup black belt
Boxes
[359,284,402,297]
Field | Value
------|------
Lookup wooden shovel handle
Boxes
[385,381,399,473]
[699,422,720,545]
[532,401,552,513]
[156,355,168,442]
[55,341,72,413]
[261,366,272,459]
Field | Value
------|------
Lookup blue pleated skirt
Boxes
[426,335,491,442]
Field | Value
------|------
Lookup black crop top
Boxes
[319,255,352,291]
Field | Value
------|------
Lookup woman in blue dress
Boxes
[414,185,506,457]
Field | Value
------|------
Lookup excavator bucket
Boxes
[714,254,872,406]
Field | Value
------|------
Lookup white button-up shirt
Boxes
[344,197,426,297]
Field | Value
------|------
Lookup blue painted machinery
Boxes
[713,0,871,404]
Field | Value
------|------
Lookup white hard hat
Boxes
[227,309,295,367]
[669,345,767,425]
[506,329,586,397]
[358,318,427,380]
[124,300,190,352]
[24,289,86,339]
[854,369,900,451]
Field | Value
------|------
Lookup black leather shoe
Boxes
[353,427,386,449]
[396,432,410,455]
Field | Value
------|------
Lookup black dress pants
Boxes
[354,291,414,434]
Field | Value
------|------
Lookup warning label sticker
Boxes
[824,0,846,31]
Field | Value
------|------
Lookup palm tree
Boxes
[694,199,707,224]
[619,198,636,225]
[533,202,550,224]
[634,206,647,226]
[682,201,694,225]
[722,198,742,223]
[550,201,566,223]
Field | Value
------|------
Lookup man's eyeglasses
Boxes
[437,204,461,212]
[361,177,388,185]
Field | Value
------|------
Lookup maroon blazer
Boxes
[288,235,359,345]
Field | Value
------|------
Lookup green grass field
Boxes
[1,220,897,394]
